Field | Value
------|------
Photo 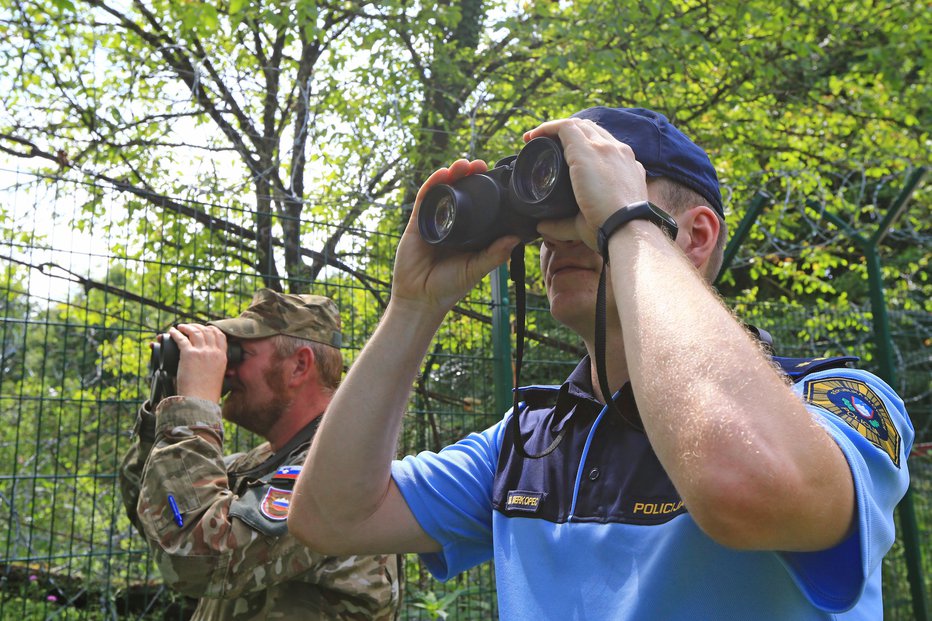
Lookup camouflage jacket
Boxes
[119,396,401,621]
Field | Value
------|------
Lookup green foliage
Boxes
[410,586,485,620]
[404,554,496,621]
[0,0,929,618]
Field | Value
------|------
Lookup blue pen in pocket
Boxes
[167,494,184,528]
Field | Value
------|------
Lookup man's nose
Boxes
[541,235,584,251]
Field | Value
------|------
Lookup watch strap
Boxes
[597,200,678,261]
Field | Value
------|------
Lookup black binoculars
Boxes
[147,332,243,405]
[417,137,579,250]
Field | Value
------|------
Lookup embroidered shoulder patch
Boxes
[804,376,901,467]
[259,486,292,521]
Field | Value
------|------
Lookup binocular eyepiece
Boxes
[418,137,579,250]
[147,332,244,405]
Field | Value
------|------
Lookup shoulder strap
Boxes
[773,355,860,381]
[230,416,322,480]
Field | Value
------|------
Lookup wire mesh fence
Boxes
[0,169,928,619]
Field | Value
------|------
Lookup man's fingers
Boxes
[413,159,489,210]
[171,324,225,349]
[468,236,521,280]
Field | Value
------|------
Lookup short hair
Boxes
[270,334,343,394]
[648,177,728,280]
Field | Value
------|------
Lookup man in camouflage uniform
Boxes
[120,288,401,620]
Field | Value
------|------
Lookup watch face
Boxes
[657,219,677,239]
[644,203,678,238]
[636,202,678,241]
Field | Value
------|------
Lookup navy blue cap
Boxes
[572,107,723,217]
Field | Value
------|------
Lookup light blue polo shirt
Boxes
[391,360,912,620]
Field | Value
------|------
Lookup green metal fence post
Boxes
[870,168,929,621]
[818,167,928,621]
[490,264,513,416]
[865,241,929,621]
[715,190,772,284]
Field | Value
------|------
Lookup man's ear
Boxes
[289,346,316,387]
[676,205,720,274]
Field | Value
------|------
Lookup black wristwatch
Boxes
[597,200,678,261]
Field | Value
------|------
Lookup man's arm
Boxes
[292,301,446,554]
[289,160,519,554]
[529,118,855,552]
[119,329,222,537]
[609,220,854,551]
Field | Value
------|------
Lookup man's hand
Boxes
[391,159,520,318]
[169,324,228,402]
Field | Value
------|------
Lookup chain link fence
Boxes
[0,170,928,619]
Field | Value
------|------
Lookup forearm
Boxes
[607,223,853,550]
[135,397,231,595]
[290,159,519,550]
[293,300,444,539]
[138,397,339,599]
[119,401,157,537]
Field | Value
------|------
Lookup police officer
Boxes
[120,288,400,620]
[288,108,912,620]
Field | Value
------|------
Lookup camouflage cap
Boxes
[209,288,342,348]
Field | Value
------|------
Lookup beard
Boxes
[221,361,291,438]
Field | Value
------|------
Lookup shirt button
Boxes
[588,468,600,481]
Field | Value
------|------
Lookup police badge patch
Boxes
[259,486,292,521]
[804,376,901,467]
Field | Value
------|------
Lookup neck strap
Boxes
[230,415,323,479]
[595,264,643,430]
[509,244,570,458]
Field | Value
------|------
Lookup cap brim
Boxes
[208,317,279,339]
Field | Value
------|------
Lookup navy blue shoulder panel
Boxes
[773,355,859,381]
[493,384,684,526]
[515,384,561,410]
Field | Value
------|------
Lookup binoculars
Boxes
[147,332,243,405]
[417,137,579,250]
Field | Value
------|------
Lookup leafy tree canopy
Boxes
[0,0,928,391]
[0,6,929,610]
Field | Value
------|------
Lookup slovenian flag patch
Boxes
[272,465,301,482]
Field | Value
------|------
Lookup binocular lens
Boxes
[528,150,559,201]
[511,137,573,214]
[419,177,505,249]
[433,195,456,239]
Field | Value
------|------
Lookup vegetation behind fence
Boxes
[0,171,928,619]
[0,0,928,617]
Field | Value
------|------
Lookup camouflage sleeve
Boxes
[118,400,157,538]
[136,396,401,617]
